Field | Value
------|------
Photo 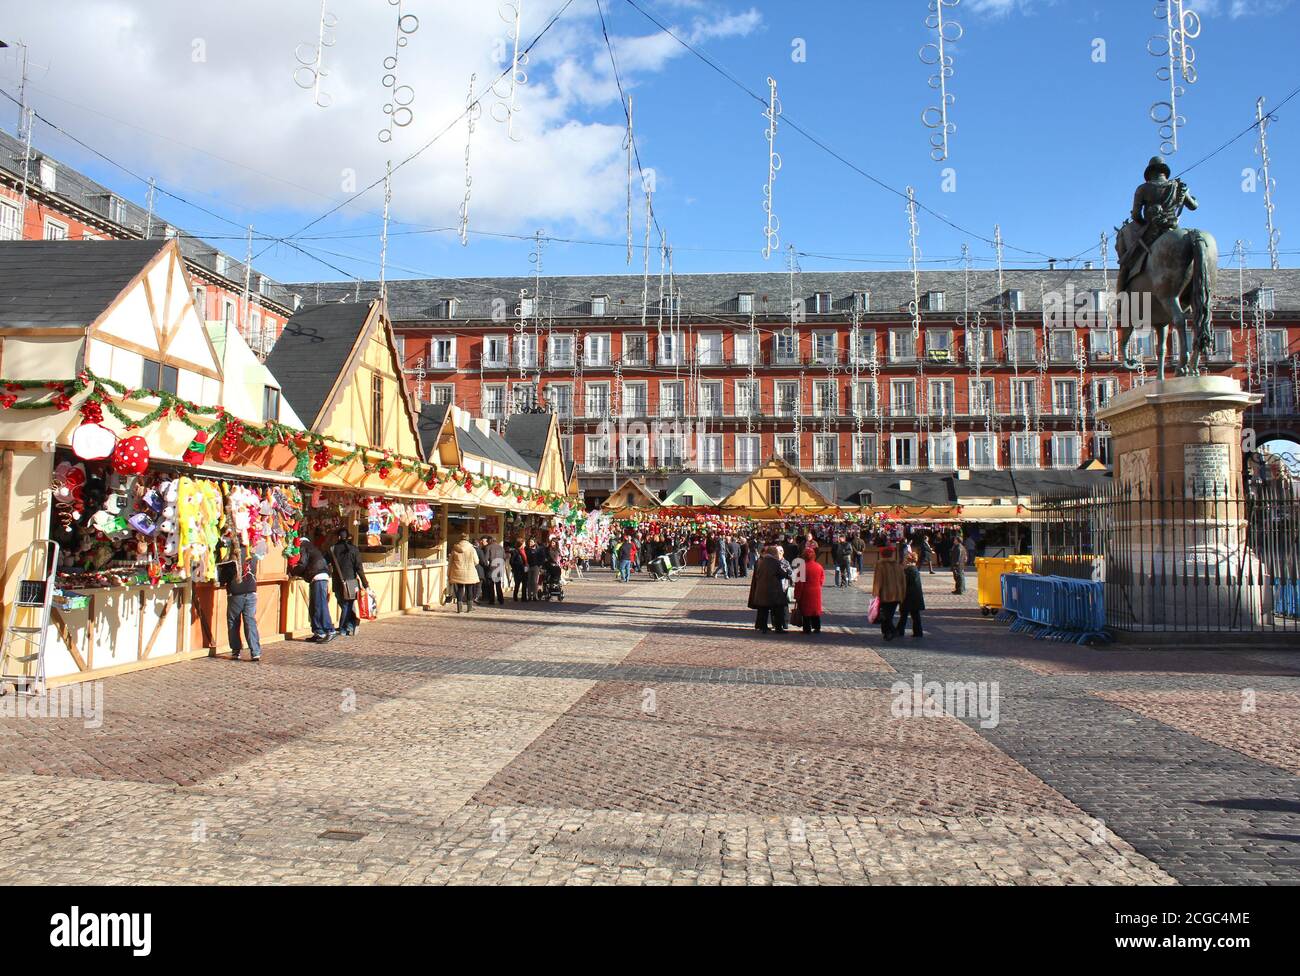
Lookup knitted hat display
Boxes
[111,435,150,476]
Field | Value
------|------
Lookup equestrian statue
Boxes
[1114,155,1218,380]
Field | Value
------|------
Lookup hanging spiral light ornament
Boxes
[1255,96,1282,271]
[761,76,781,260]
[378,0,420,143]
[459,73,481,247]
[919,0,960,163]
[1148,0,1199,154]
[293,0,338,108]
[492,1,529,142]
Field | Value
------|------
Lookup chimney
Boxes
[1047,258,1057,270]
[956,468,971,480]
[898,479,912,492]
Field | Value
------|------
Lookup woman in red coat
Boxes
[794,546,825,634]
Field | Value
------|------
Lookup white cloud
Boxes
[0,0,761,239]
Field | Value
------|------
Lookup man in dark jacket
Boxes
[294,539,335,642]
[899,555,927,638]
[509,538,529,600]
[830,534,853,588]
[221,535,261,662]
[330,530,370,637]
[748,545,792,633]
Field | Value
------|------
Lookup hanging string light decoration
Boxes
[492,0,529,142]
[1255,96,1282,272]
[920,0,961,162]
[378,0,420,143]
[459,73,481,247]
[293,0,338,108]
[1148,0,1199,154]
[624,94,635,265]
[761,76,781,259]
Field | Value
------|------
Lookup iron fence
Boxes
[1031,478,1300,634]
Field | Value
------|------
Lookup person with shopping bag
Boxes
[871,546,907,641]
[330,529,370,637]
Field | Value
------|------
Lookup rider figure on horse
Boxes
[1117,155,1198,293]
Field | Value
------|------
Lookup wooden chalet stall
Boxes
[0,239,301,685]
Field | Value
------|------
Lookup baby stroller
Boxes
[539,562,565,602]
[649,548,686,582]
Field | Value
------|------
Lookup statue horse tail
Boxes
[1187,230,1215,355]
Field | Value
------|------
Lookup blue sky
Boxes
[1,0,1297,283]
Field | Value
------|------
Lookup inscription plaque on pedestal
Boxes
[1184,443,1231,495]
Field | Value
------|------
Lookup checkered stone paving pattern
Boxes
[0,567,1295,884]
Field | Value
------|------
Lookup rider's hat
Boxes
[1144,155,1171,181]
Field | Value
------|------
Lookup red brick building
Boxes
[0,129,298,354]
[297,269,1300,504]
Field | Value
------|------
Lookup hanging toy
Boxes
[111,435,150,476]
[182,428,213,466]
[72,419,118,462]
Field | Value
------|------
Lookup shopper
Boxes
[482,536,507,605]
[951,529,967,594]
[916,532,936,574]
[748,544,792,634]
[330,529,370,637]
[221,536,261,661]
[794,545,825,634]
[295,538,336,642]
[616,534,635,583]
[509,537,529,601]
[526,535,548,598]
[899,553,926,639]
[449,536,481,612]
[872,546,907,641]
[831,533,853,588]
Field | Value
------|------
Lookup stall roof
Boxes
[500,413,553,474]
[0,239,168,329]
[457,419,533,471]
[263,301,373,427]
[416,401,450,461]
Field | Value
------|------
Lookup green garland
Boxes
[1,369,577,508]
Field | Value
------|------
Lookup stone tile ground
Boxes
[0,568,1295,884]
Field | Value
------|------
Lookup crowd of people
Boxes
[449,534,578,612]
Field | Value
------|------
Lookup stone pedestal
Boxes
[1095,376,1265,631]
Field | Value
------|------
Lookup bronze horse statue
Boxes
[1114,224,1218,381]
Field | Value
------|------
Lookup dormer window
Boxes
[38,158,56,191]
[1005,289,1024,312]
[1257,287,1276,311]
[738,292,754,315]
[814,292,833,314]
[520,295,536,318]
[215,254,228,277]
[853,291,870,313]
[591,295,608,316]
[924,291,946,312]
[441,297,459,318]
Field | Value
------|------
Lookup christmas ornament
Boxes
[72,422,118,461]
[111,435,150,476]
[182,429,212,466]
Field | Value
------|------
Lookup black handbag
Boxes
[329,547,360,601]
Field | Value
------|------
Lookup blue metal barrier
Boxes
[1277,579,1300,618]
[998,573,1111,644]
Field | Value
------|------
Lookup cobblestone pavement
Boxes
[0,569,1296,884]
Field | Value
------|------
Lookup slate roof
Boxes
[657,467,1113,507]
[416,401,450,462]
[500,413,554,474]
[264,301,373,427]
[0,239,167,328]
[456,417,534,472]
[0,130,299,311]
[293,266,1300,324]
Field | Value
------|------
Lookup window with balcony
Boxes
[622,434,648,468]
[429,384,454,407]
[889,329,916,362]
[1010,433,1039,468]
[966,327,994,364]
[657,433,685,468]
[698,434,724,471]
[547,334,572,368]
[622,381,648,417]
[659,380,685,417]
[813,434,838,470]
[1094,432,1112,466]
[547,383,573,417]
[929,432,956,469]
[733,333,756,365]
[1012,378,1037,414]
[735,434,761,470]
[584,382,609,417]
[853,433,879,470]
[735,380,758,417]
[1089,329,1114,360]
[812,380,838,417]
[775,434,799,466]
[1263,329,1286,362]
[1210,329,1232,362]
[482,384,506,418]
[623,332,648,365]
[1052,433,1081,469]
[697,332,723,366]
[775,380,800,417]
[1052,378,1079,415]
[0,199,20,241]
[852,380,877,416]
[584,333,611,367]
[811,331,837,364]
[891,379,916,416]
[698,381,723,417]
[774,331,800,365]
[928,379,955,417]
[483,335,508,368]
[891,434,917,470]
[657,332,680,366]
[585,434,610,468]
[969,433,998,470]
[969,378,995,415]
[851,329,877,364]
[926,330,953,362]
[512,335,537,369]
[1050,330,1076,362]
[1091,378,1117,411]
[1010,328,1036,364]
[431,337,457,368]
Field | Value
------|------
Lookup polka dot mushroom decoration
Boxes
[111,435,150,476]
